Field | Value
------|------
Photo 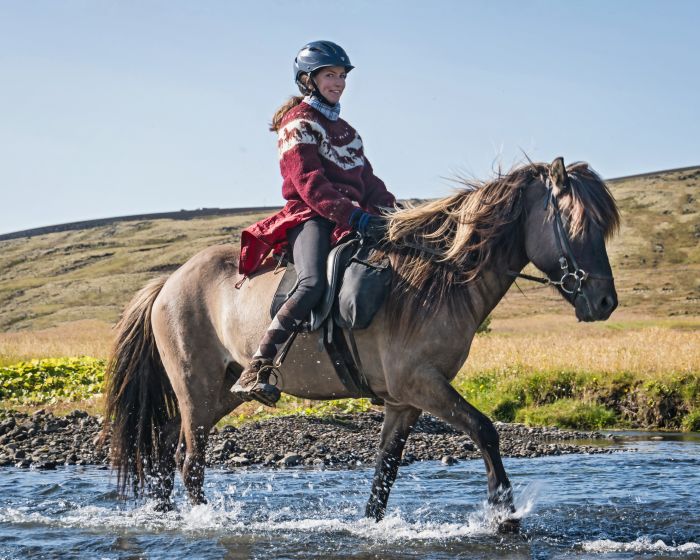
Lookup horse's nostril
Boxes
[600,295,615,312]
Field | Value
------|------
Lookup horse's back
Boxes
[151,244,281,366]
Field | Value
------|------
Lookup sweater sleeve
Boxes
[278,122,358,226]
[361,155,396,211]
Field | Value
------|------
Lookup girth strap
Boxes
[323,322,383,404]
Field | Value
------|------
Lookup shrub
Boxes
[682,410,700,432]
[492,398,518,422]
[516,399,617,430]
[0,357,105,404]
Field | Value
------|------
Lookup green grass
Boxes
[218,396,377,427]
[453,366,700,431]
[0,354,698,431]
[515,400,617,430]
[0,357,105,404]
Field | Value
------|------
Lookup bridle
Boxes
[508,177,613,315]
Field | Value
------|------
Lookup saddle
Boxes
[270,235,391,403]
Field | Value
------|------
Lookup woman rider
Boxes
[231,40,397,406]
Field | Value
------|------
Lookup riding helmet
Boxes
[294,40,354,95]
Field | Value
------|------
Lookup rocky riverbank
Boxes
[0,409,618,471]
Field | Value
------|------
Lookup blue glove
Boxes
[349,209,388,239]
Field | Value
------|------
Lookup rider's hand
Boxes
[349,209,388,240]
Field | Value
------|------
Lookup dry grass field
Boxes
[0,165,698,427]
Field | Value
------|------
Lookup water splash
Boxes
[582,537,700,553]
[0,499,503,542]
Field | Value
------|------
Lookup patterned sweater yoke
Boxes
[277,105,365,171]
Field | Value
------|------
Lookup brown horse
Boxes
[101,158,619,530]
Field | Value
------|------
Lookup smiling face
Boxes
[311,66,347,104]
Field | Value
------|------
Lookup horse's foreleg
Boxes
[365,404,422,521]
[407,380,514,512]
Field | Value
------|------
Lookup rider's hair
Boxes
[269,96,304,132]
[269,74,314,132]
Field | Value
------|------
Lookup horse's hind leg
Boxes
[151,414,181,511]
[180,408,210,504]
[405,378,517,529]
[180,388,246,504]
[366,404,422,521]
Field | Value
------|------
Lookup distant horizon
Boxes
[2,1,699,235]
[2,163,696,239]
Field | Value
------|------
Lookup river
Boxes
[1,433,698,559]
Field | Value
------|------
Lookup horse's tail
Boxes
[101,275,178,497]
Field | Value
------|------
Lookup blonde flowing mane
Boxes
[382,161,620,327]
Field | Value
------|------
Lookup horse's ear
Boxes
[549,157,570,194]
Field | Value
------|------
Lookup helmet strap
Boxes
[309,76,335,106]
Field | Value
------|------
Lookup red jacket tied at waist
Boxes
[238,101,395,276]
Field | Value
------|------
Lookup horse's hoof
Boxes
[497,517,520,534]
[152,500,174,513]
[364,502,385,522]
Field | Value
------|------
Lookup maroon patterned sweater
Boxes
[238,101,396,276]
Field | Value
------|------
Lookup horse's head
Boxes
[522,157,620,322]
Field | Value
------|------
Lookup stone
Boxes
[229,456,251,467]
[279,453,302,467]
[441,455,458,466]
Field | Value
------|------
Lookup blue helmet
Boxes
[294,40,354,94]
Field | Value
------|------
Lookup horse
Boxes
[101,157,619,531]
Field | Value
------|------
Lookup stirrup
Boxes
[231,362,281,407]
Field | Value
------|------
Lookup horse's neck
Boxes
[395,227,529,375]
[452,237,529,336]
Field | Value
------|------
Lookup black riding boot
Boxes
[230,358,281,407]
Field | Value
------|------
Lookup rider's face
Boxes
[312,66,346,105]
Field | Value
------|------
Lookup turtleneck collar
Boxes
[303,95,341,121]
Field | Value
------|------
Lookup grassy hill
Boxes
[1,166,698,429]
[0,166,698,333]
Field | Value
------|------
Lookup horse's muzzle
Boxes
[575,280,618,322]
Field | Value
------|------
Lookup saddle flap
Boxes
[269,236,359,331]
[308,238,358,331]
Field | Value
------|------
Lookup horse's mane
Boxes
[381,161,620,333]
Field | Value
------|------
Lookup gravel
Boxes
[0,409,617,471]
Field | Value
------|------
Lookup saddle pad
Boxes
[270,237,358,332]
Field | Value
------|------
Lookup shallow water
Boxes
[1,435,698,559]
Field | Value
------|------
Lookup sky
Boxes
[1,0,698,234]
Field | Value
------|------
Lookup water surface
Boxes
[1,435,698,559]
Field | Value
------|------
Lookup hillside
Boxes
[0,166,698,332]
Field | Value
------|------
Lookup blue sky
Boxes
[1,0,698,234]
